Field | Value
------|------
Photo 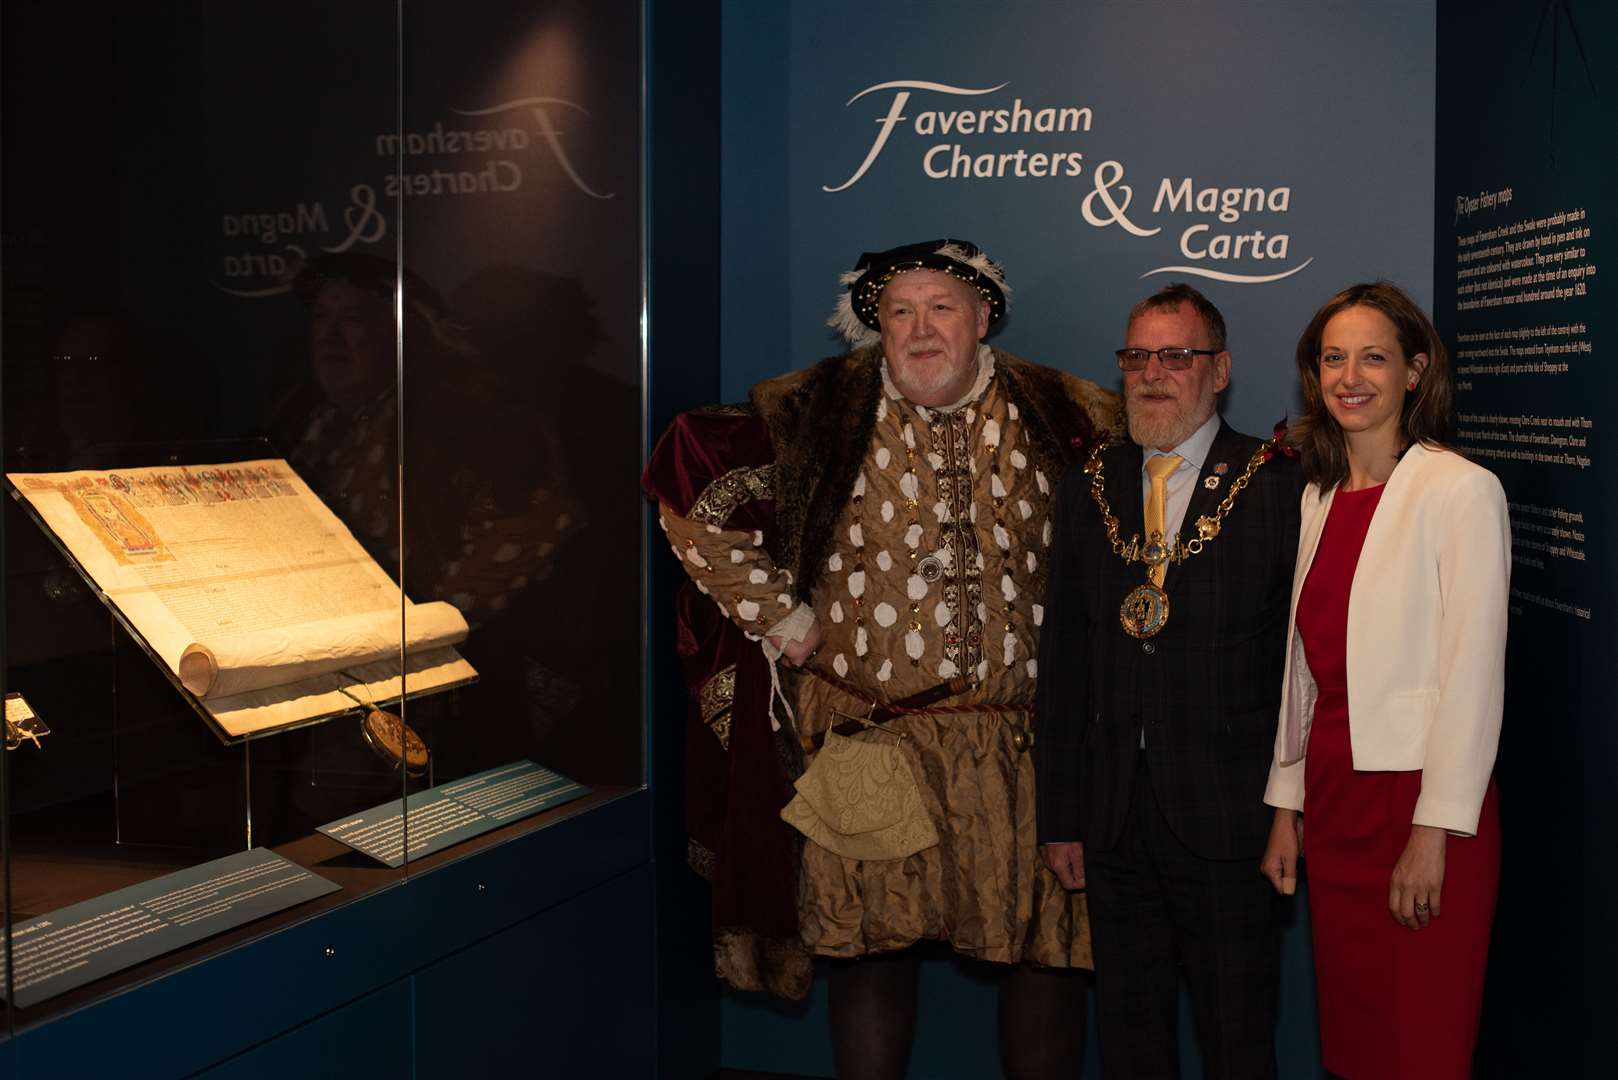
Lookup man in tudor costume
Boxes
[1034,283,1302,1078]
[645,240,1115,1078]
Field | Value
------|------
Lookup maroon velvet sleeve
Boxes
[643,408,775,515]
[675,585,801,945]
[647,406,808,993]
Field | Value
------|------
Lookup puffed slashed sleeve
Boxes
[644,408,805,641]
[1413,466,1510,835]
[658,506,801,639]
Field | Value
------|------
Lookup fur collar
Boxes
[751,346,1115,598]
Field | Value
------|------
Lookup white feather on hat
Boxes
[829,268,880,347]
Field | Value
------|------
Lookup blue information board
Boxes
[1,848,339,1008]
[318,760,590,868]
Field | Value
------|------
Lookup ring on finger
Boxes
[1414,901,1430,913]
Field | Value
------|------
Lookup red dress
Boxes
[1297,484,1500,1079]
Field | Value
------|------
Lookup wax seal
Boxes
[360,708,430,776]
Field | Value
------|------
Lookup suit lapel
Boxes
[1164,420,1243,590]
[1107,441,1146,557]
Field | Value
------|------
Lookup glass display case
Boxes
[1,0,643,1037]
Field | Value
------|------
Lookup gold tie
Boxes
[1144,454,1183,587]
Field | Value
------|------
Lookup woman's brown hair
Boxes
[1290,281,1454,489]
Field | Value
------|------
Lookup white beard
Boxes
[1126,387,1214,451]
[891,361,965,403]
[887,342,977,406]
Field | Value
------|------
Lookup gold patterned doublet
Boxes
[809,376,1054,696]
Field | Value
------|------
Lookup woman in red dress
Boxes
[1259,282,1509,1079]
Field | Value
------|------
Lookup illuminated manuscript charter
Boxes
[6,459,475,737]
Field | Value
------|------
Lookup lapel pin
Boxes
[1213,462,1229,475]
[1204,475,1221,490]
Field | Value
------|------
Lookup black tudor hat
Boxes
[829,238,1010,346]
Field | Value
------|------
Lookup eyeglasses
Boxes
[1115,347,1219,371]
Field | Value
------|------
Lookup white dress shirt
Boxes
[1139,410,1221,540]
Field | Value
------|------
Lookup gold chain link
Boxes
[1083,431,1279,568]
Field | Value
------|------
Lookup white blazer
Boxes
[1263,443,1510,836]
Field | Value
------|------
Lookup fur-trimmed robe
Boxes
[644,345,1116,998]
[756,346,1116,597]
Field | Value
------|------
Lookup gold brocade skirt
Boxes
[792,676,1092,970]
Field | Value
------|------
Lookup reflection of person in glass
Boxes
[306,264,400,409]
[261,254,483,788]
[447,263,641,782]
[277,255,548,620]
[1260,282,1508,1079]
[646,240,1114,1078]
[274,253,478,577]
[269,253,630,786]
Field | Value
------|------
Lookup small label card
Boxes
[317,760,590,868]
[5,690,50,749]
[1,848,339,1007]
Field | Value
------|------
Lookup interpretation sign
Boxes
[318,760,590,868]
[1433,1,1614,1068]
[1,848,338,1008]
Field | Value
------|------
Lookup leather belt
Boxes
[800,673,1033,752]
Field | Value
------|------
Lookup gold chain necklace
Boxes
[1084,432,1279,638]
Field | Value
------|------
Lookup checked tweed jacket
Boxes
[1034,420,1302,860]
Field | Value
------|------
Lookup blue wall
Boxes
[717,1,1437,1075]
[721,0,1435,434]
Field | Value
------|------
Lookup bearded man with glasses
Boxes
[1033,282,1303,1078]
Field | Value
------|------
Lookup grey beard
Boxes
[1127,396,1210,450]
